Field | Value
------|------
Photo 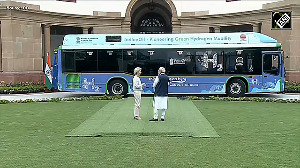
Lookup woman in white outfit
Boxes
[133,67,145,120]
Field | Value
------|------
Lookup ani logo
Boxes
[272,12,292,29]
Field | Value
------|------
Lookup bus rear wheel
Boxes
[226,79,246,97]
[108,79,128,96]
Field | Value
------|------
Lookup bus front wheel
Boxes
[226,79,246,97]
[108,79,128,96]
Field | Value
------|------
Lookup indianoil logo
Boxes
[240,34,247,41]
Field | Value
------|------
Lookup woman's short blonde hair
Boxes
[134,67,142,75]
[158,67,166,74]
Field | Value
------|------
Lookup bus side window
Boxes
[246,54,254,73]
[225,50,248,74]
[195,52,207,73]
[76,50,97,72]
[242,50,262,75]
[136,49,151,75]
[252,51,262,75]
[62,51,75,72]
[147,49,167,76]
[194,50,223,74]
[98,50,122,72]
[235,50,245,73]
[235,56,244,73]
[184,52,194,75]
[123,50,137,75]
[167,49,194,75]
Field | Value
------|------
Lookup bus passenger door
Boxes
[262,51,282,92]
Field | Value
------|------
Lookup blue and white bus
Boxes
[53,32,285,97]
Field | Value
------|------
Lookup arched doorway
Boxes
[130,0,173,34]
[134,13,171,34]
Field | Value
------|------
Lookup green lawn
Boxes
[0,98,299,167]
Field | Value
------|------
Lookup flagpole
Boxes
[44,52,53,93]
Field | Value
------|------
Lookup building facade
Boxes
[0,0,299,83]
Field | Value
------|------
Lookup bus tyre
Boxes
[108,79,128,96]
[226,79,246,97]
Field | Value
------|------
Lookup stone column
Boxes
[172,17,181,34]
[44,24,51,63]
[83,27,89,34]
[1,20,14,72]
[252,23,261,33]
[121,18,131,33]
[214,26,220,33]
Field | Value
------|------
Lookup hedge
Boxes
[284,81,300,93]
[0,82,45,94]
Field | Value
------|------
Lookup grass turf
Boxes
[66,97,219,137]
[0,99,299,167]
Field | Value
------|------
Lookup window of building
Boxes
[209,27,215,33]
[220,24,253,33]
[51,25,82,35]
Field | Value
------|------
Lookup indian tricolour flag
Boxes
[44,52,53,90]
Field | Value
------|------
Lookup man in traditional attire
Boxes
[149,67,169,121]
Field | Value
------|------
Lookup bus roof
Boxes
[61,32,279,49]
